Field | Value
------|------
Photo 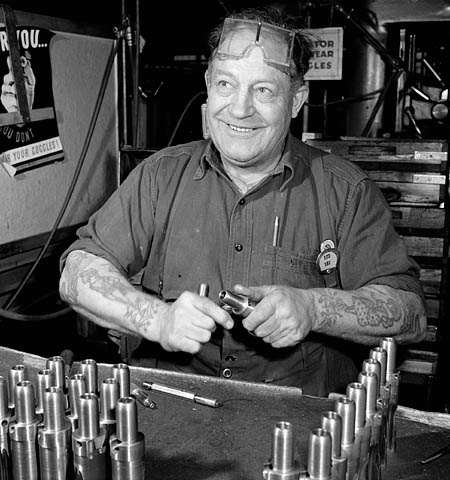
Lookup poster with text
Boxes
[0,26,63,177]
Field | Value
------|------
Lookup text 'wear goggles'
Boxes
[217,18,296,75]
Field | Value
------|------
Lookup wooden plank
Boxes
[366,171,446,184]
[391,208,445,230]
[377,181,441,204]
[402,236,444,257]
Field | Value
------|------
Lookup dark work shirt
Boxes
[61,134,423,395]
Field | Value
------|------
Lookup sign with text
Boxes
[0,26,63,177]
[304,27,343,81]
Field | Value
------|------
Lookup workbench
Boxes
[1,346,449,480]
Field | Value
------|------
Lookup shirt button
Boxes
[239,198,245,205]
[235,244,243,252]
[222,368,232,378]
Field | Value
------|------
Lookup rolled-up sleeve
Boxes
[60,159,155,278]
[336,177,424,299]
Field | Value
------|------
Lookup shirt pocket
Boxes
[261,245,325,288]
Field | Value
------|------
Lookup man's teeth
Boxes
[229,124,253,132]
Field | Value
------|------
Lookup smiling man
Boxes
[59,6,426,396]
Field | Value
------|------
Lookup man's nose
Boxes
[229,88,255,118]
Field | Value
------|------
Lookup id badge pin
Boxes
[316,240,339,275]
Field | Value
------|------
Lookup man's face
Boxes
[205,28,307,170]
[1,70,17,113]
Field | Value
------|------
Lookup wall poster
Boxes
[0,26,63,177]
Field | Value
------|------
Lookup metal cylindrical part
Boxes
[346,382,367,429]
[112,364,130,399]
[36,369,55,415]
[43,387,66,431]
[358,371,378,419]
[15,380,37,425]
[38,386,71,480]
[272,421,295,472]
[116,397,138,443]
[308,428,332,480]
[8,364,27,409]
[218,290,256,317]
[321,411,341,459]
[369,347,387,390]
[78,393,100,439]
[334,397,355,447]
[72,393,108,480]
[0,376,9,419]
[380,337,397,376]
[0,376,11,454]
[110,398,145,480]
[361,358,381,391]
[198,283,209,297]
[9,381,40,480]
[100,378,120,435]
[67,374,87,432]
[79,359,98,395]
[46,356,66,389]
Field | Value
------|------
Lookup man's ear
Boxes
[204,70,210,88]
[291,85,309,119]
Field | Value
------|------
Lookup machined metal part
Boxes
[369,348,387,394]
[112,364,131,399]
[198,283,209,297]
[380,337,397,378]
[334,397,358,480]
[380,337,399,453]
[67,374,87,432]
[38,386,72,480]
[0,376,11,453]
[110,397,145,480]
[334,397,355,448]
[36,369,56,415]
[308,428,332,480]
[346,383,367,430]
[321,411,347,480]
[218,290,256,317]
[78,359,99,396]
[8,364,27,410]
[8,380,41,480]
[0,376,11,480]
[100,378,120,436]
[321,411,342,460]
[46,356,69,411]
[72,393,108,480]
[132,388,157,409]
[263,421,307,480]
[358,371,378,421]
[361,359,381,393]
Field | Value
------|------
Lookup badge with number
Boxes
[316,240,339,275]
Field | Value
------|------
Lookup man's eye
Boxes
[255,87,276,102]
[215,80,233,95]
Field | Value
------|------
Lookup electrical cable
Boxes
[167,90,206,147]
[0,38,120,322]
[133,0,140,147]
[305,87,384,107]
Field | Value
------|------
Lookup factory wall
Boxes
[0,13,119,245]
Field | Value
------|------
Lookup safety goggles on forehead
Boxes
[216,18,296,75]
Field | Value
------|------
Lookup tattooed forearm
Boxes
[314,285,426,344]
[124,298,163,334]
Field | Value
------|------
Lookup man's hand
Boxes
[233,284,313,348]
[156,291,234,354]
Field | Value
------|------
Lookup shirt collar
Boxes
[193,135,299,187]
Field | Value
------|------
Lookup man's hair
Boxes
[207,6,313,82]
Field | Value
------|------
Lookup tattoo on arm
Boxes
[62,251,161,333]
[317,288,423,337]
